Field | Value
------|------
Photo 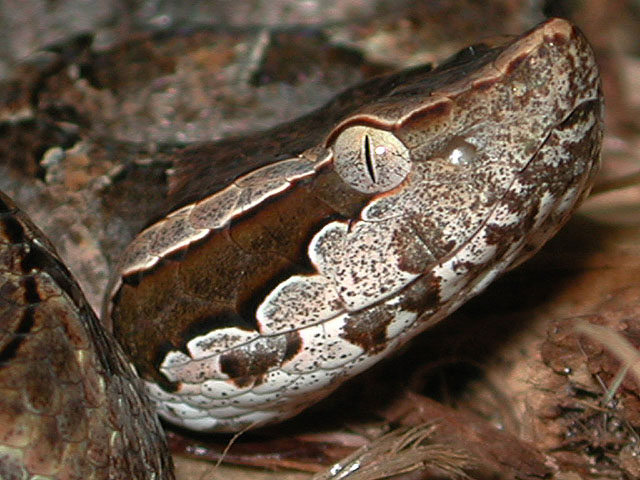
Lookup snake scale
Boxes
[0,18,602,479]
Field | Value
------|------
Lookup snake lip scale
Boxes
[1,17,602,478]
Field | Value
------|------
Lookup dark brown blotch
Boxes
[547,30,570,47]
[0,307,35,365]
[23,276,41,304]
[219,340,283,388]
[503,52,528,76]
[219,349,252,386]
[402,274,442,315]
[340,307,393,354]
[283,331,302,363]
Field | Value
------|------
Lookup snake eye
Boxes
[333,126,411,193]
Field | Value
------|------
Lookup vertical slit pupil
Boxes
[363,135,377,183]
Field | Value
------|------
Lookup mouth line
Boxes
[172,97,601,367]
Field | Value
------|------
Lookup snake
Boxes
[0,17,603,479]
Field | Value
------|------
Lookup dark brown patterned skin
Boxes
[106,18,603,432]
[0,192,174,479]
